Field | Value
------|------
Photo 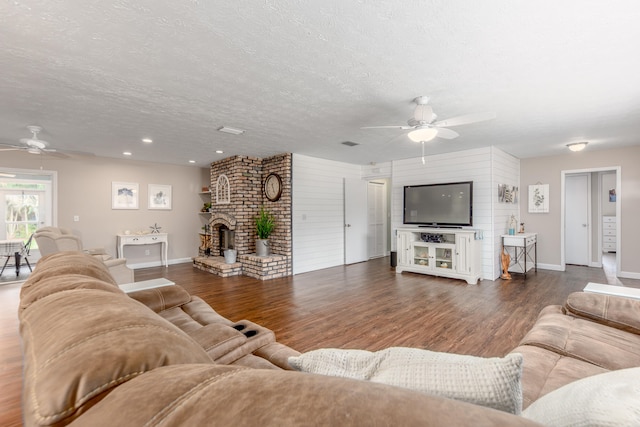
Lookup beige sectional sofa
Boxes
[18,251,640,425]
[513,291,640,408]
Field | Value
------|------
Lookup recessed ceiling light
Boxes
[217,126,245,135]
[142,138,153,144]
[188,160,196,164]
[216,150,224,154]
[567,142,588,152]
[123,151,132,156]
[0,172,16,178]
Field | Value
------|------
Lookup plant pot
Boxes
[256,239,270,257]
[223,249,237,264]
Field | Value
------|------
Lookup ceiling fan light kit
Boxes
[408,128,438,142]
[567,141,588,152]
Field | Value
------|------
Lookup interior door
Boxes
[344,178,368,264]
[565,174,590,265]
[367,181,386,259]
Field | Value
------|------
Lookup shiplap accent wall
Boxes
[490,147,521,279]
[292,154,362,274]
[391,147,519,280]
[291,148,519,279]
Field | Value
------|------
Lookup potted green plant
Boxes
[255,206,276,256]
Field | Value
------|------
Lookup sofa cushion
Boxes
[522,367,640,426]
[20,288,213,427]
[519,304,640,370]
[565,291,640,335]
[289,347,524,414]
[512,345,608,409]
[19,274,124,316]
[19,252,120,315]
[77,364,542,426]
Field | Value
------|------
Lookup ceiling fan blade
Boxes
[43,151,69,159]
[435,127,460,140]
[361,125,413,130]
[0,143,23,151]
[433,112,496,128]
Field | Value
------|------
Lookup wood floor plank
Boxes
[1,257,639,426]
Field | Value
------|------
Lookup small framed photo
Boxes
[112,182,139,210]
[148,184,172,210]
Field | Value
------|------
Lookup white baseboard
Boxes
[619,270,640,280]
[536,263,564,271]
[128,257,193,270]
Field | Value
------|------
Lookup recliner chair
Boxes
[33,226,134,284]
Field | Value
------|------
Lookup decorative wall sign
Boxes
[112,182,139,210]
[498,184,518,203]
[148,184,172,210]
[609,189,616,202]
[528,184,549,213]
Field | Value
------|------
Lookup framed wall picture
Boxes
[112,182,139,210]
[498,184,518,203]
[528,184,549,213]
[148,184,172,210]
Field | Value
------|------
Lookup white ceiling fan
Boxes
[0,125,67,158]
[362,96,496,163]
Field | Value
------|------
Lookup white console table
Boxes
[117,233,168,267]
[502,233,537,279]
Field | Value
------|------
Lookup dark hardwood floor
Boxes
[2,257,639,426]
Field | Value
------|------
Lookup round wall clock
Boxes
[264,172,283,202]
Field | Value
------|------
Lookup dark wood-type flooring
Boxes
[2,256,639,426]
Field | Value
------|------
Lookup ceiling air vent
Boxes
[341,141,359,147]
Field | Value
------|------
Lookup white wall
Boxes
[292,154,361,274]
[391,147,503,280]
[490,147,521,278]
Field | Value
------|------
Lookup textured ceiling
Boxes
[1,1,639,166]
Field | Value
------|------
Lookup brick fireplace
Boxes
[193,153,292,280]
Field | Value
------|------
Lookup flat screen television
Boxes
[403,181,473,227]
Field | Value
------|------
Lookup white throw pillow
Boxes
[289,347,523,414]
[522,367,640,426]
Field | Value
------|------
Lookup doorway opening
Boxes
[561,167,620,278]
[0,168,56,265]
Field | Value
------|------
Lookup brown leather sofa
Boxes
[511,291,640,408]
[19,252,540,426]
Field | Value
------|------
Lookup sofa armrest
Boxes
[103,258,127,267]
[85,247,107,256]
[128,285,192,312]
[565,292,640,335]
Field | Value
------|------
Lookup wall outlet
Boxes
[73,215,79,222]
[145,249,150,256]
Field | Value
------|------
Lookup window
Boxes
[5,191,40,239]
[0,171,54,247]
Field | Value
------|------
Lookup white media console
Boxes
[396,228,483,284]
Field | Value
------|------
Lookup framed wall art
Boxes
[498,184,518,203]
[112,182,139,210]
[148,184,172,210]
[528,184,549,213]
